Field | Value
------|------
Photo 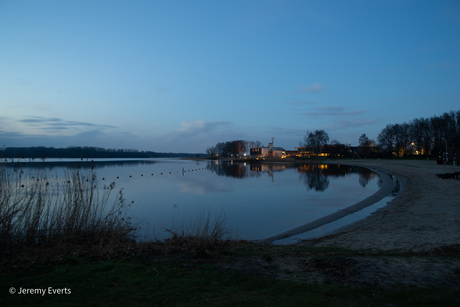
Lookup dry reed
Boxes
[162,207,232,251]
[0,161,234,265]
[0,163,137,264]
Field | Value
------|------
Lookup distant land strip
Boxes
[1,146,204,159]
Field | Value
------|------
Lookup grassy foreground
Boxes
[1,244,459,307]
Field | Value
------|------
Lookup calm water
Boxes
[2,158,388,241]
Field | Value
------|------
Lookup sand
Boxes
[303,159,460,252]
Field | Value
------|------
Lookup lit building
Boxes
[250,138,285,157]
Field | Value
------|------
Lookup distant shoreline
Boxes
[1,146,203,159]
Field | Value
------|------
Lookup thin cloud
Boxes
[300,83,324,93]
[168,120,233,142]
[288,101,315,106]
[322,119,377,131]
[177,120,231,134]
[269,127,306,135]
[17,116,117,133]
[380,96,422,103]
[303,106,368,119]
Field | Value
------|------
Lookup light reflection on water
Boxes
[2,158,385,241]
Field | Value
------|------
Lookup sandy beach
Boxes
[306,159,460,252]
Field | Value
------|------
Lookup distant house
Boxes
[284,150,299,157]
[250,138,285,157]
[295,146,316,157]
[296,144,351,158]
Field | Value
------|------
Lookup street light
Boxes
[442,137,447,153]
[442,137,448,163]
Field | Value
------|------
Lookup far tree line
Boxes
[1,146,199,159]
[302,109,459,157]
[377,110,460,157]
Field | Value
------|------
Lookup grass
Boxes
[1,254,459,307]
[161,206,232,252]
[0,162,138,264]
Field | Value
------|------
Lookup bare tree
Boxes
[409,118,424,154]
[248,141,262,149]
[359,134,369,146]
[359,133,375,147]
[392,123,410,157]
[206,146,216,157]
[303,130,329,156]
[330,139,343,145]
[377,124,395,156]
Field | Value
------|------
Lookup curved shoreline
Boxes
[298,159,460,252]
[256,166,396,244]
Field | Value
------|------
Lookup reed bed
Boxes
[0,161,233,266]
[0,163,137,264]
[161,207,233,252]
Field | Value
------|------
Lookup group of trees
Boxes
[377,110,460,157]
[301,130,330,155]
[1,146,198,159]
[206,140,262,157]
[302,110,459,158]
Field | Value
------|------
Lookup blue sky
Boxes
[1,0,459,153]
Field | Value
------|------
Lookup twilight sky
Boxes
[1,0,459,153]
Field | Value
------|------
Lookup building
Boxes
[296,144,351,158]
[283,150,299,157]
[250,138,285,157]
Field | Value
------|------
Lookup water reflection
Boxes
[207,161,262,179]
[206,161,380,192]
[297,165,330,192]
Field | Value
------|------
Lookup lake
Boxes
[1,158,396,242]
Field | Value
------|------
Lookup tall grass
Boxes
[162,207,232,251]
[0,163,136,262]
[0,161,234,264]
